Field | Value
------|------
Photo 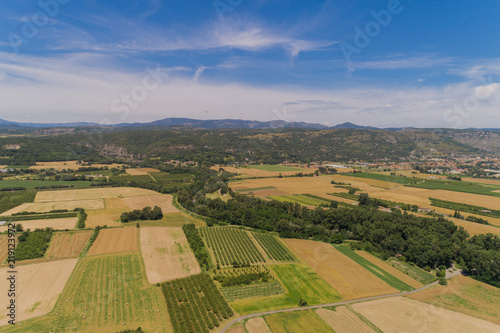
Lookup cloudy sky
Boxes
[0,0,499,128]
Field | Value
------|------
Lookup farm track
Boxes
[219,279,444,332]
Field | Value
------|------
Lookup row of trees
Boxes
[120,206,163,222]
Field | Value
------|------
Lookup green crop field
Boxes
[334,245,414,291]
[200,227,266,266]
[429,198,500,218]
[406,179,500,197]
[386,257,437,285]
[0,180,97,190]
[253,233,295,261]
[247,165,306,172]
[161,273,233,333]
[230,264,342,314]
[0,190,36,214]
[268,194,330,206]
[265,310,333,333]
[150,172,195,182]
[347,172,420,184]
[1,253,171,333]
[109,175,154,183]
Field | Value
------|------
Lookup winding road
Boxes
[219,270,462,332]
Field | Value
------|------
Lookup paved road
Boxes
[219,277,449,332]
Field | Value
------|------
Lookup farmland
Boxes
[150,172,195,182]
[253,233,295,261]
[352,296,500,333]
[34,187,158,202]
[316,307,375,333]
[1,253,171,332]
[16,228,53,261]
[0,259,78,326]
[407,179,500,197]
[355,251,423,289]
[161,273,234,333]
[2,199,105,214]
[245,317,271,333]
[45,231,92,259]
[200,227,265,266]
[265,309,333,333]
[347,172,420,184]
[123,194,179,213]
[268,194,330,207]
[221,281,285,301]
[0,180,97,190]
[285,239,398,299]
[87,227,138,256]
[0,218,78,232]
[230,264,341,314]
[409,276,500,325]
[140,227,201,283]
[385,257,438,285]
[334,245,415,291]
[248,165,306,172]
[0,235,8,263]
[0,191,36,214]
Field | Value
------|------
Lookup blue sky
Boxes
[0,0,499,128]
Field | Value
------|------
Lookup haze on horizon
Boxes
[0,0,499,129]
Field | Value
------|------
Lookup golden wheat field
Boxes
[245,317,272,333]
[0,218,77,233]
[46,231,92,259]
[34,187,158,202]
[87,228,138,256]
[352,296,500,333]
[29,161,126,171]
[315,307,375,333]
[408,275,500,325]
[140,227,201,283]
[284,239,398,299]
[0,259,78,326]
[0,235,7,264]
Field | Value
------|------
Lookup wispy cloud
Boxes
[349,54,455,71]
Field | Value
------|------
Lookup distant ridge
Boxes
[0,117,497,131]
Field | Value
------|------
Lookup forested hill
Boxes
[0,127,498,165]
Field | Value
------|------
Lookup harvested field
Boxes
[408,275,500,325]
[0,203,31,216]
[246,317,271,333]
[226,324,246,333]
[316,307,375,333]
[125,168,149,175]
[161,212,205,227]
[220,166,308,178]
[284,239,398,299]
[463,177,500,185]
[355,251,423,289]
[265,310,333,333]
[46,231,92,259]
[0,259,78,326]
[35,187,157,202]
[446,216,500,236]
[352,296,500,333]
[87,227,138,256]
[137,167,160,173]
[104,197,129,209]
[11,199,104,213]
[0,235,7,263]
[29,161,125,171]
[0,218,77,232]
[123,194,179,214]
[140,227,201,283]
[85,209,122,228]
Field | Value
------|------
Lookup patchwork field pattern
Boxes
[34,187,158,202]
[200,228,265,266]
[0,259,78,326]
[408,276,500,325]
[352,297,500,333]
[87,227,138,256]
[46,231,92,259]
[0,191,36,214]
[230,264,341,314]
[316,307,375,333]
[140,227,201,283]
[1,254,171,332]
[9,199,105,213]
[285,239,398,299]
[265,310,333,333]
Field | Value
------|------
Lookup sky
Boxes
[0,0,499,128]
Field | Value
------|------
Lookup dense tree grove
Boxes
[182,224,212,270]
[16,228,53,260]
[177,173,500,287]
[120,206,163,222]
